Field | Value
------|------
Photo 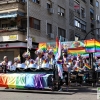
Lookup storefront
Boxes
[0,41,38,63]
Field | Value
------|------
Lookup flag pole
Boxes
[27,0,29,52]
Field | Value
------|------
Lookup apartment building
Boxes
[0,0,37,62]
[95,0,100,39]
[74,0,100,40]
[0,0,99,61]
[0,0,73,62]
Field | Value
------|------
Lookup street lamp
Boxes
[83,28,100,40]
[27,0,29,52]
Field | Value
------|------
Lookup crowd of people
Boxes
[0,48,100,91]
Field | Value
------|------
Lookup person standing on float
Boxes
[34,49,46,69]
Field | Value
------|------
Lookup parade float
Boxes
[0,38,100,90]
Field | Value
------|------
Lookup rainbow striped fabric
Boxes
[0,73,52,89]
[38,43,47,52]
[38,39,100,55]
[84,39,100,53]
[84,63,91,69]
[68,47,86,54]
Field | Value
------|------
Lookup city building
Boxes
[0,0,99,62]
[0,0,72,62]
[74,0,100,40]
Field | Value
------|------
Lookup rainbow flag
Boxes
[55,37,59,53]
[68,47,86,54]
[84,39,95,53]
[84,63,91,69]
[38,43,47,52]
[95,40,100,52]
[84,39,100,53]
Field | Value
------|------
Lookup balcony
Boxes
[0,26,26,33]
[0,0,25,4]
[0,0,25,13]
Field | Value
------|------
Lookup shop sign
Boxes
[9,35,17,40]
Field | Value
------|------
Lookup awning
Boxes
[0,11,25,18]
[0,13,17,18]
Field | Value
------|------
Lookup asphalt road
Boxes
[0,87,97,100]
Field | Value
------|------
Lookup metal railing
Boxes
[0,0,25,4]
[0,26,26,32]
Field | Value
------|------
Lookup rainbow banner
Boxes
[38,43,47,52]
[0,73,52,89]
[84,63,91,69]
[68,47,86,54]
[84,39,100,53]
[95,40,100,52]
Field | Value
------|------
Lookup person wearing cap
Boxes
[1,56,12,89]
[1,56,12,72]
[13,56,21,67]
[22,51,32,68]
[2,56,8,65]
[34,49,46,69]
[47,49,55,68]
[58,48,70,91]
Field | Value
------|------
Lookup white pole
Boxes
[27,0,29,52]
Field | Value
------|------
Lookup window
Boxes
[74,18,86,32]
[33,18,40,30]
[90,8,94,22]
[29,17,40,30]
[32,0,40,4]
[96,1,99,7]
[96,29,99,34]
[80,24,86,31]
[96,15,100,20]
[58,6,65,17]
[47,23,52,33]
[47,0,52,9]
[90,0,93,6]
[74,20,80,27]
[58,28,66,38]
[2,24,9,28]
[82,0,86,3]
[81,7,86,18]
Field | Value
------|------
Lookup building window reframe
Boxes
[96,1,99,8]
[58,6,65,17]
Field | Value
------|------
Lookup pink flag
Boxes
[55,37,61,61]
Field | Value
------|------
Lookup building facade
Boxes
[0,0,100,61]
[74,0,100,40]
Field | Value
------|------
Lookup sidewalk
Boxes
[0,86,97,95]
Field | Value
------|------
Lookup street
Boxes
[0,87,97,100]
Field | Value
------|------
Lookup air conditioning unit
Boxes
[58,12,60,15]
[48,8,54,14]
[47,33,54,39]
[60,13,64,16]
